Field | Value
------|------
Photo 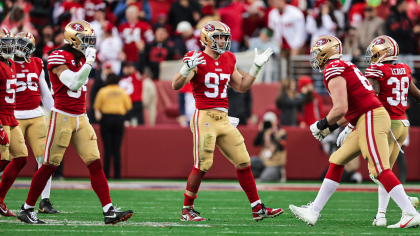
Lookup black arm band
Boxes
[328,123,340,132]
[317,117,329,130]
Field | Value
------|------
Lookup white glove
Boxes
[336,124,354,147]
[249,48,274,77]
[85,47,97,66]
[180,50,204,77]
[310,121,330,141]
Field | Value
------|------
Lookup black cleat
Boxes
[38,198,59,214]
[103,206,133,225]
[18,205,45,224]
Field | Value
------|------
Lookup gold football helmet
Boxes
[366,36,399,65]
[0,28,15,60]
[200,21,231,54]
[64,20,96,55]
[310,35,342,72]
[15,32,36,62]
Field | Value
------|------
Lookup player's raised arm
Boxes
[229,48,273,93]
[172,50,203,90]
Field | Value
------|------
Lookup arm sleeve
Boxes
[38,70,54,113]
[59,64,92,91]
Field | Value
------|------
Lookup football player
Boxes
[172,21,283,222]
[289,35,420,228]
[17,20,133,224]
[0,28,30,217]
[336,36,420,227]
[14,32,58,214]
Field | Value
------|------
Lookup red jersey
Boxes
[47,50,87,115]
[323,60,382,125]
[15,57,44,111]
[84,0,105,22]
[365,63,411,120]
[57,2,85,29]
[185,51,236,110]
[118,21,154,62]
[0,59,18,126]
[119,72,143,103]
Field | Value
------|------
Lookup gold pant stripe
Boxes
[44,111,57,163]
[366,110,384,174]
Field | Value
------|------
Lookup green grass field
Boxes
[2,181,420,235]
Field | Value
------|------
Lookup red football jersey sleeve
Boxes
[323,60,382,125]
[119,21,154,62]
[47,50,87,115]
[189,51,236,110]
[15,57,43,111]
[365,63,411,120]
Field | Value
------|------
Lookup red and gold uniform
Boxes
[184,50,249,172]
[365,62,411,173]
[0,59,28,161]
[45,50,99,166]
[324,60,390,177]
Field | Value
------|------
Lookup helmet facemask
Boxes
[74,34,97,55]
[310,48,322,72]
[366,47,387,65]
[0,37,15,60]
[208,33,231,54]
[15,37,35,62]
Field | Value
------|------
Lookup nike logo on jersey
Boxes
[53,51,59,55]
[332,64,338,67]
[400,217,414,228]
[105,213,117,218]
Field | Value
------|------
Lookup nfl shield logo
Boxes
[63,117,67,122]
[215,62,219,66]
[205,123,209,127]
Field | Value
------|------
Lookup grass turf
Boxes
[1,187,420,235]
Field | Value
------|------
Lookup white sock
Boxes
[38,158,52,200]
[389,184,416,214]
[103,203,112,212]
[377,185,389,219]
[183,205,193,209]
[24,203,34,210]
[312,178,339,214]
[251,199,262,208]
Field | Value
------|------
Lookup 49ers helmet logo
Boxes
[72,23,84,32]
[315,38,328,47]
[372,38,385,46]
[204,24,215,32]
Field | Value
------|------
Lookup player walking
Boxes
[0,29,30,217]
[13,32,59,214]
[289,35,420,228]
[337,36,420,226]
[17,20,133,224]
[172,21,283,222]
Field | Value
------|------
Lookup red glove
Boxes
[0,127,9,146]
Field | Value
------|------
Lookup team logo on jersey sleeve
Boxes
[204,24,215,32]
[372,38,385,45]
[315,38,328,47]
[72,23,84,32]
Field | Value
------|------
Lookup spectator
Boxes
[173,21,201,56]
[114,0,152,23]
[152,11,172,34]
[118,5,154,66]
[177,82,195,127]
[268,0,306,57]
[247,28,279,55]
[343,27,360,60]
[218,0,246,52]
[354,5,385,57]
[276,78,310,126]
[144,26,181,79]
[251,112,287,182]
[42,30,64,61]
[348,1,366,28]
[326,0,345,38]
[29,0,51,29]
[1,5,38,38]
[376,0,392,21]
[84,0,106,22]
[119,62,145,125]
[97,22,123,74]
[54,0,85,29]
[196,1,221,31]
[90,4,117,47]
[386,0,420,55]
[297,76,325,128]
[306,4,339,47]
[139,67,158,126]
[242,0,267,39]
[168,0,201,33]
[228,86,252,126]
[34,25,53,59]
[94,73,132,179]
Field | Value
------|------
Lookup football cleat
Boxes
[373,217,387,226]
[252,203,283,221]
[388,210,420,228]
[181,206,205,221]
[0,202,16,217]
[410,197,419,208]
[38,198,59,214]
[103,206,133,225]
[289,202,319,226]
[17,205,45,224]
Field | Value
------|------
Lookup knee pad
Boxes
[203,134,216,153]
[35,122,48,139]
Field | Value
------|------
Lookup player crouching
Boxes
[172,21,283,222]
